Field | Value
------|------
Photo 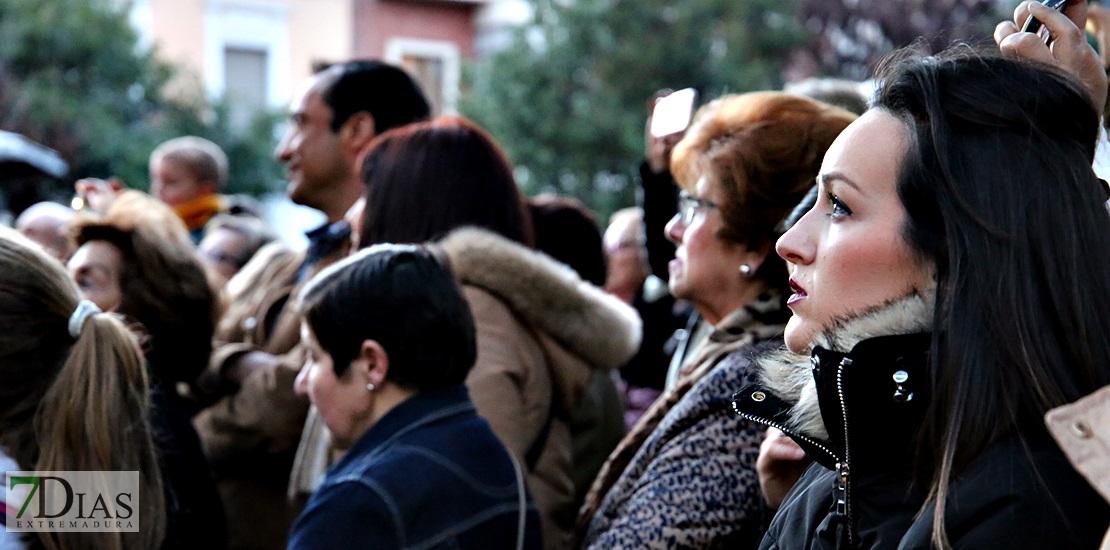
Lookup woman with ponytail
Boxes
[0,226,165,550]
[68,191,225,549]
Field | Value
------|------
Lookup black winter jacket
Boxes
[733,331,1109,549]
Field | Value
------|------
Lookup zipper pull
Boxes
[834,461,850,515]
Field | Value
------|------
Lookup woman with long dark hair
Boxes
[733,46,1110,549]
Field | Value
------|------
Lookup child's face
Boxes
[150,156,211,207]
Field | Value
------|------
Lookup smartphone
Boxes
[1021,0,1069,36]
[650,88,698,138]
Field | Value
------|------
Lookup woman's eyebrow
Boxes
[818,171,864,195]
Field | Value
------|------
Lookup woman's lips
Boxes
[787,278,807,306]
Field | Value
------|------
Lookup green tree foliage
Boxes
[461,0,804,219]
[0,0,280,210]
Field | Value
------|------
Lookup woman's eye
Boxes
[827,192,853,219]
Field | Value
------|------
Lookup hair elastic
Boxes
[68,300,101,338]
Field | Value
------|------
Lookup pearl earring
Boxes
[366,383,376,393]
[739,264,752,276]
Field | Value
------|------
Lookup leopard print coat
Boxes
[581,337,783,549]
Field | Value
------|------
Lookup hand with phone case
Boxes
[996,0,1107,116]
[644,88,696,174]
[1021,0,1068,36]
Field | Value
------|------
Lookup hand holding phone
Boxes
[1021,0,1069,36]
[649,88,698,138]
[996,0,1107,117]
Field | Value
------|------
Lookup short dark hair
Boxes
[527,194,606,286]
[319,60,431,134]
[359,116,534,249]
[300,244,477,390]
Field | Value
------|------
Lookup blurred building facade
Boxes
[126,0,530,117]
[124,0,530,246]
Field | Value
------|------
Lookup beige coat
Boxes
[1045,385,1110,550]
[194,238,349,550]
[288,228,640,550]
[439,228,640,549]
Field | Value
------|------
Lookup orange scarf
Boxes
[173,194,225,232]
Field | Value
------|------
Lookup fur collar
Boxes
[438,227,641,370]
[753,292,934,441]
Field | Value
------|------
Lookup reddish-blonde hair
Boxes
[671,91,856,251]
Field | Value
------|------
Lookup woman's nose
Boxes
[664,213,684,245]
[776,220,813,266]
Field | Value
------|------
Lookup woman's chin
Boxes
[783,317,813,354]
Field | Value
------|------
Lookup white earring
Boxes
[366,383,376,393]
[739,264,752,277]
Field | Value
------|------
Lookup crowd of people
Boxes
[3,1,1110,549]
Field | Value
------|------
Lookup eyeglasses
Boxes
[677,190,719,225]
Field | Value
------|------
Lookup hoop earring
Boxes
[739,264,752,277]
[366,383,376,393]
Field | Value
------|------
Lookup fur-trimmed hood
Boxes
[751,292,934,442]
[438,227,642,371]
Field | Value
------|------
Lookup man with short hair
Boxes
[193,60,430,550]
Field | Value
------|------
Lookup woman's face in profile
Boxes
[776,110,934,353]
[295,323,372,450]
[664,175,749,321]
[67,240,124,312]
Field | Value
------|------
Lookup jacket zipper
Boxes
[835,357,854,547]
[731,412,840,469]
[734,353,857,547]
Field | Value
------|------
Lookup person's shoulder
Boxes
[459,285,517,324]
[313,468,396,511]
[290,477,401,550]
[929,433,1110,548]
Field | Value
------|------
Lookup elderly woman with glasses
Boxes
[577,92,857,549]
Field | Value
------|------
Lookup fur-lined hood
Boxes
[752,292,934,442]
[438,227,642,371]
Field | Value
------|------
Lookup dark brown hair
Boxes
[301,244,477,389]
[358,116,533,249]
[875,49,1110,548]
[527,193,606,286]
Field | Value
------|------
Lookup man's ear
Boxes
[354,338,390,388]
[340,112,377,154]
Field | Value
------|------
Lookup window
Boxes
[224,47,268,130]
[385,38,460,116]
